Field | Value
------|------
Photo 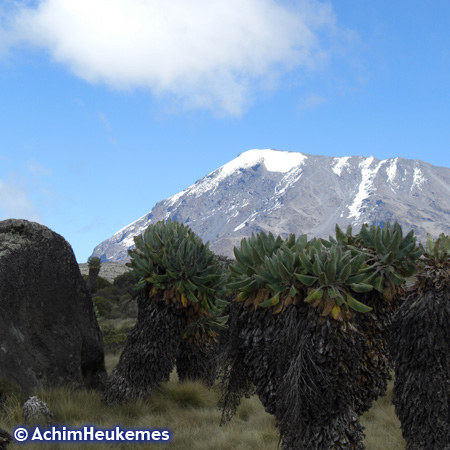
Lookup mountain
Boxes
[92,149,450,262]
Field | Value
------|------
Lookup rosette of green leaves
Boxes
[228,231,285,298]
[330,224,358,247]
[228,231,375,319]
[127,219,227,315]
[294,240,374,320]
[228,232,307,311]
[248,240,309,314]
[416,233,450,291]
[348,221,422,301]
[230,231,285,277]
[88,256,102,269]
[183,314,228,343]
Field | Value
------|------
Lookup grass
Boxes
[0,356,405,450]
[360,379,406,450]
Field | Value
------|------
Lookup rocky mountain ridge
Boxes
[79,262,129,283]
[92,149,450,261]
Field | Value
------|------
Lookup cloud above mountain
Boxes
[1,0,338,114]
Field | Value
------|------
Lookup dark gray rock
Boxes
[0,427,11,450]
[0,219,106,395]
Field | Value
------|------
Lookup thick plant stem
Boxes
[176,338,217,386]
[103,296,187,405]
[389,289,450,450]
[276,307,365,450]
[353,292,402,416]
[219,303,365,449]
[87,267,100,293]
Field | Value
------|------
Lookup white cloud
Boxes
[0,159,53,222]
[98,112,119,145]
[2,0,338,115]
[27,159,52,176]
[98,112,111,131]
[0,179,42,221]
[298,93,326,111]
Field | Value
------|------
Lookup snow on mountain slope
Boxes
[166,149,307,205]
[92,149,450,261]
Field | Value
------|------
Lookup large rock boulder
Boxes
[0,219,106,395]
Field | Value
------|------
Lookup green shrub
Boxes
[82,275,112,292]
[113,271,136,295]
[0,378,23,405]
[95,276,113,290]
[101,324,133,353]
[93,296,113,318]
[119,293,138,318]
[96,285,120,300]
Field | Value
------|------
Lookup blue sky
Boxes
[1,0,449,263]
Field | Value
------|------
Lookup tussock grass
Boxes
[104,353,120,374]
[0,365,405,450]
[361,379,406,450]
[1,394,24,425]
[155,381,215,409]
[101,317,136,330]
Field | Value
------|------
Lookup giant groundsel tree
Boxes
[389,233,450,450]
[219,222,421,449]
[103,219,227,404]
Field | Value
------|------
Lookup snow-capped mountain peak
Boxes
[223,149,308,174]
[92,149,450,262]
[167,149,306,206]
